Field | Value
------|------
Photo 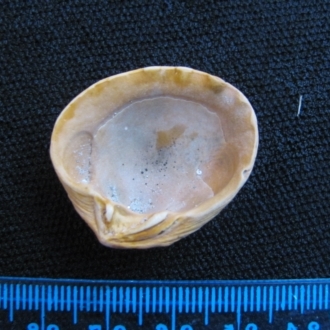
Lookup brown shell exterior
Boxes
[50,66,258,248]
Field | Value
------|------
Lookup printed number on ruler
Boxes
[27,325,59,330]
[24,322,322,330]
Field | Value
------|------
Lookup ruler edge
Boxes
[0,276,329,327]
[1,276,330,285]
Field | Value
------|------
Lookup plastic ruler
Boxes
[0,276,329,329]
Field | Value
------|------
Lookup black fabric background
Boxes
[1,0,329,281]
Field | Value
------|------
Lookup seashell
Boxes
[50,67,258,248]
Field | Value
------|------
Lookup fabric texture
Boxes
[1,0,329,280]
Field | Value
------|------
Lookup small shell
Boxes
[50,67,258,248]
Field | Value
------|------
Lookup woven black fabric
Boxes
[1,0,329,281]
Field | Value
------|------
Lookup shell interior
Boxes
[64,96,226,213]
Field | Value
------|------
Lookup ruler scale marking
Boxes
[198,287,202,313]
[35,285,39,311]
[236,286,241,330]
[113,286,117,313]
[133,287,137,313]
[4,284,8,309]
[211,287,215,313]
[269,285,274,323]
[178,286,183,313]
[313,284,317,310]
[300,285,305,314]
[139,287,143,325]
[325,284,329,310]
[92,286,97,312]
[79,285,84,312]
[119,286,124,313]
[205,287,209,325]
[28,285,32,311]
[263,286,267,311]
[145,286,150,313]
[106,286,110,330]
[224,286,229,313]
[99,286,104,313]
[218,287,222,313]
[2,277,330,326]
[281,285,286,311]
[126,286,131,313]
[288,285,292,310]
[9,284,13,321]
[319,284,323,310]
[41,285,45,330]
[158,286,162,313]
[15,284,20,311]
[152,287,156,313]
[294,285,298,310]
[47,285,51,311]
[66,286,71,312]
[256,286,261,312]
[166,287,170,313]
[307,284,311,310]
[171,287,176,330]
[192,287,196,313]
[86,286,91,312]
[22,284,26,310]
[250,286,254,312]
[73,286,78,324]
[185,287,189,313]
[275,285,279,311]
[231,286,235,313]
[244,286,248,312]
[54,285,58,311]
[60,285,64,311]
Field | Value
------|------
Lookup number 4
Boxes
[287,323,297,330]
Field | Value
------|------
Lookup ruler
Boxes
[0,277,329,329]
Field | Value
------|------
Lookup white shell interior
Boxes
[64,96,225,213]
